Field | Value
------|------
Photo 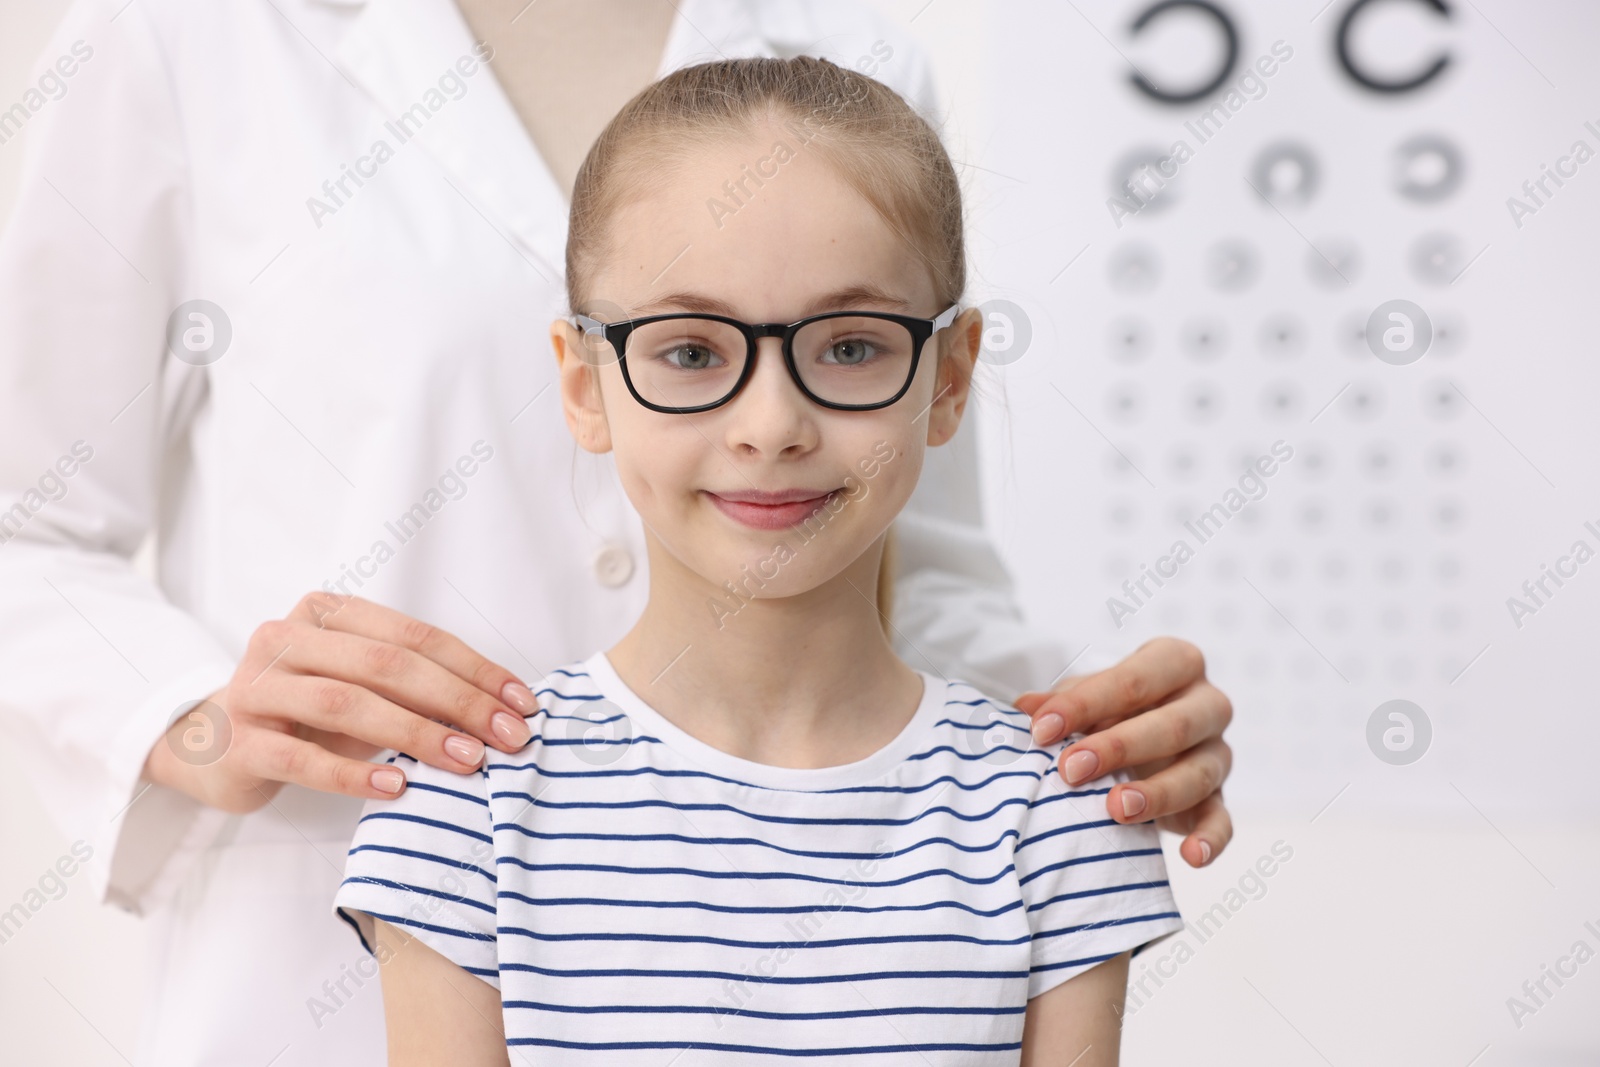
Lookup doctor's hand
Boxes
[1013,637,1233,870]
[142,593,538,814]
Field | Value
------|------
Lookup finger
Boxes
[1024,636,1207,745]
[1103,737,1232,828]
[290,593,539,716]
[241,729,412,800]
[1164,792,1232,868]
[259,671,491,774]
[1054,679,1230,785]
[278,625,532,753]
[1013,674,1087,718]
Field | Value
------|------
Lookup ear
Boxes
[550,319,614,454]
[925,307,982,448]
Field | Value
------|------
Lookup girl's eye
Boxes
[661,344,723,371]
[822,339,877,366]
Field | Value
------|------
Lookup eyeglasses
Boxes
[572,305,960,414]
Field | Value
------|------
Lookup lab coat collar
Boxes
[331,0,570,280]
[320,0,777,288]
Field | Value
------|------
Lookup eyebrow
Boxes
[632,284,917,320]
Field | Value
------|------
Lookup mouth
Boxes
[704,488,840,531]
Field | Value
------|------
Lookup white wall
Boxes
[2,1,1596,1064]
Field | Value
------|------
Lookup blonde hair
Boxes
[567,56,968,636]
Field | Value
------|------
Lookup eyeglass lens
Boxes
[622,316,916,409]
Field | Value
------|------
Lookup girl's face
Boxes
[553,119,980,609]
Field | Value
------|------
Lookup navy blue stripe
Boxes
[501,1000,1023,1020]
[902,743,1037,767]
[491,822,1023,861]
[494,856,1016,889]
[486,792,1040,827]
[340,876,496,915]
[1026,880,1172,912]
[401,779,489,807]
[494,924,1033,951]
[505,1036,1021,1055]
[496,888,1024,919]
[356,811,493,844]
[498,839,1144,889]
[499,961,1027,983]
[533,690,609,705]
[1016,847,1165,888]
[506,739,1045,773]
[1018,816,1122,851]
[343,843,497,884]
[483,759,1043,797]
[538,734,664,748]
[1031,949,1126,974]
[934,715,1030,734]
[1028,787,1113,811]
[358,910,497,949]
[1033,911,1183,942]
[944,693,1022,709]
[1016,814,1122,852]
[536,711,626,724]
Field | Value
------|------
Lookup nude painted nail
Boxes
[1198,840,1212,865]
[371,767,405,794]
[444,734,484,766]
[1030,713,1064,745]
[502,681,536,714]
[1063,749,1099,783]
[491,711,532,748]
[1120,789,1147,819]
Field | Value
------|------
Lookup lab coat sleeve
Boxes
[0,0,238,915]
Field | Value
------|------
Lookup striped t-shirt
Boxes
[333,651,1183,1062]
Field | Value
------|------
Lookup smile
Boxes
[704,489,840,531]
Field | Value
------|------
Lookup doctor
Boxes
[0,0,1235,1062]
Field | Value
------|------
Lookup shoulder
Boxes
[932,676,1058,786]
[490,660,619,760]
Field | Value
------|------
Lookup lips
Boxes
[705,488,839,530]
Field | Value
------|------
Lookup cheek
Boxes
[605,406,703,511]
[613,429,686,507]
[845,432,923,514]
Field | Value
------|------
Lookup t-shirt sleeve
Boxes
[1016,737,1184,1000]
[332,752,501,988]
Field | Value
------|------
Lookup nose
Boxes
[721,337,818,457]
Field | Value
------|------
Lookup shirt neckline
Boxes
[580,650,948,791]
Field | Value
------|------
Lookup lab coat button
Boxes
[593,544,634,587]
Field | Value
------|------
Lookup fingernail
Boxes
[491,711,532,748]
[371,767,405,794]
[1063,748,1099,784]
[444,734,484,766]
[1120,789,1147,819]
[1198,840,1212,865]
[1031,713,1064,745]
[502,681,537,714]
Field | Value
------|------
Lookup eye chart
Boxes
[971,0,1600,815]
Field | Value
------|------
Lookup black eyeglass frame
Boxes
[572,304,961,414]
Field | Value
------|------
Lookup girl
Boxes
[334,56,1182,1065]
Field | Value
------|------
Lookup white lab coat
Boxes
[0,0,1077,1062]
